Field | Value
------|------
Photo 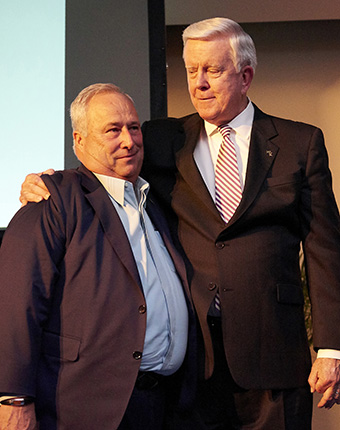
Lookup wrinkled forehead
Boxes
[183,37,233,66]
[87,92,139,122]
[89,91,133,109]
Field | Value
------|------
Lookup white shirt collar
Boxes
[204,100,254,141]
[93,173,149,207]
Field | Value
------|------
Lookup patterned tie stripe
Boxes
[214,292,221,312]
[215,125,243,223]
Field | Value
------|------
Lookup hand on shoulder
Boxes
[20,169,54,206]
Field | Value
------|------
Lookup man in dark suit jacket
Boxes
[141,17,340,429]
[17,17,340,430]
[0,84,195,429]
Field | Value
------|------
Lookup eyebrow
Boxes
[105,121,140,128]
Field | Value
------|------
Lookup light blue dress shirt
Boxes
[94,173,189,375]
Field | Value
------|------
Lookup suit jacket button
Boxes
[208,282,217,291]
[216,242,225,249]
[139,304,146,314]
[133,351,143,360]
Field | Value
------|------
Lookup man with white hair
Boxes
[141,17,340,429]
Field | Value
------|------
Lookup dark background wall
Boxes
[64,0,150,168]
[0,0,166,242]
[64,0,166,168]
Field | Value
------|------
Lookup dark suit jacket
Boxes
[141,106,340,389]
[0,164,195,429]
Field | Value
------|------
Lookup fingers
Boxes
[308,366,317,393]
[20,191,49,207]
[40,168,55,176]
[19,173,51,207]
[317,386,335,408]
[318,386,340,409]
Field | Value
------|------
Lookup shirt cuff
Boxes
[317,349,340,360]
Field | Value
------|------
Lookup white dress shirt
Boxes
[194,100,254,200]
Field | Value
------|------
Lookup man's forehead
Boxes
[88,93,137,118]
[184,38,231,62]
[90,91,130,106]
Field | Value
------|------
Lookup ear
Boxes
[73,131,83,151]
[241,65,254,95]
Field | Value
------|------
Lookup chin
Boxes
[195,106,217,120]
[200,114,220,125]
[122,166,140,181]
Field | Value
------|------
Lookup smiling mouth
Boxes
[197,96,214,101]
[118,151,139,160]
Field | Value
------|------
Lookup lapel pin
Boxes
[266,150,273,157]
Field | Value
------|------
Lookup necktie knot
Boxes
[218,125,232,140]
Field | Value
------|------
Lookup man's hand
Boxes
[308,357,340,409]
[0,403,37,429]
[20,169,54,207]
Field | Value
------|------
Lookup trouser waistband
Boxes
[135,371,165,390]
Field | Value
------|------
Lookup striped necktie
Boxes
[215,125,243,223]
[211,125,243,315]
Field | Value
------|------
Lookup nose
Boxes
[120,128,134,149]
[195,69,209,90]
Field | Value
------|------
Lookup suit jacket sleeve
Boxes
[299,126,340,349]
[0,179,67,396]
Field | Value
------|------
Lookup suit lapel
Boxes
[233,107,279,223]
[175,114,222,223]
[175,108,280,229]
[78,165,142,289]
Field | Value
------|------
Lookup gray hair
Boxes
[182,17,257,72]
[70,83,133,136]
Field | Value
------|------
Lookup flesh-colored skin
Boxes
[183,37,253,126]
[73,92,143,184]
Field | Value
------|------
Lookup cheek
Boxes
[86,142,101,157]
[135,137,143,151]
[138,144,144,161]
[187,79,195,94]
[215,82,236,102]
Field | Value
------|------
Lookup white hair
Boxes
[70,83,134,136]
[183,17,257,72]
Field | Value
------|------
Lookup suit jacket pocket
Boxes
[41,331,81,361]
[266,170,302,187]
[276,283,304,306]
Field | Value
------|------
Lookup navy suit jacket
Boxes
[0,164,195,429]
[141,106,340,388]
